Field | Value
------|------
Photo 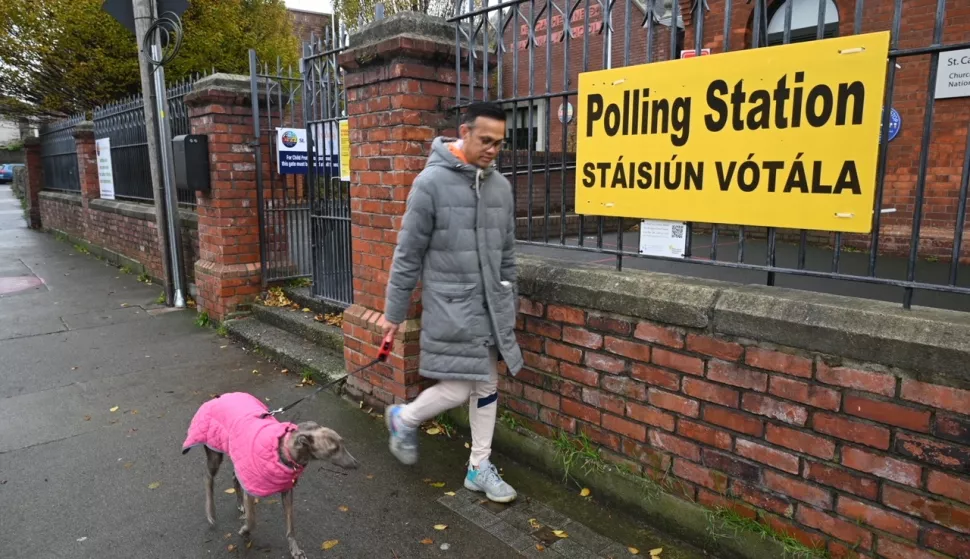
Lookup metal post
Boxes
[152,44,186,308]
[132,0,175,305]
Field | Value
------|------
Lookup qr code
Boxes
[671,224,685,239]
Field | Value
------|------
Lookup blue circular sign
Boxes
[886,107,901,142]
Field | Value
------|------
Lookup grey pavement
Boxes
[0,182,707,559]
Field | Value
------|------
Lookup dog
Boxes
[182,392,359,559]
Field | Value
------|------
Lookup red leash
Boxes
[262,334,393,418]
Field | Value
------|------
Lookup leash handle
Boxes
[377,334,393,361]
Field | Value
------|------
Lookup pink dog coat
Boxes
[182,392,305,497]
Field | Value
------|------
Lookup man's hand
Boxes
[379,315,399,340]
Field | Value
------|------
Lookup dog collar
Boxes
[279,430,304,471]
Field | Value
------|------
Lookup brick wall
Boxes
[288,8,332,46]
[499,0,680,152]
[38,192,199,283]
[503,256,970,559]
[39,193,84,238]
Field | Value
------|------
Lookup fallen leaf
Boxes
[464,442,470,449]
[419,538,433,545]
[433,524,448,531]
[123,462,133,469]
[224,533,231,539]
[426,427,441,436]
[281,368,289,374]
[224,488,236,494]
[109,406,119,413]
[528,518,542,530]
[302,308,311,313]
[148,482,161,490]
[338,505,349,512]
[536,544,545,551]
[430,482,445,488]
[444,491,456,496]
[83,415,91,421]
[321,539,339,550]
[552,530,569,538]
[366,474,374,480]
[580,488,591,497]
[629,547,640,555]
[422,478,433,483]
[649,548,662,557]
[246,541,253,549]
[227,544,236,552]
[130,410,139,415]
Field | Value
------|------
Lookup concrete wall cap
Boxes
[518,254,970,388]
[349,12,454,48]
[72,121,95,137]
[191,73,256,95]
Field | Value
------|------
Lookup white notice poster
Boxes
[638,219,687,258]
[95,138,115,200]
[935,47,970,99]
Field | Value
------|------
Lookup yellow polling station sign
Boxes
[575,32,891,233]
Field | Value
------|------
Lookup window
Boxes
[757,0,840,47]
[503,100,547,152]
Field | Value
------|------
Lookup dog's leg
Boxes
[204,448,223,526]
[238,492,256,538]
[281,490,306,559]
[233,475,243,514]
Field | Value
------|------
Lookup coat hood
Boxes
[425,136,497,179]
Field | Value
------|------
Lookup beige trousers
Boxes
[399,347,499,467]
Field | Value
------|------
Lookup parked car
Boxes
[0,164,24,183]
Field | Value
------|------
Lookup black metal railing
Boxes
[451,0,970,312]
[92,74,203,207]
[38,114,85,193]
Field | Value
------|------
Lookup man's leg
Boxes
[464,348,517,503]
[385,380,472,465]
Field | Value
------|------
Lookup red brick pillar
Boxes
[185,74,261,322]
[22,137,43,229]
[337,13,461,407]
[72,122,99,212]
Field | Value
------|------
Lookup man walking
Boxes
[379,102,523,503]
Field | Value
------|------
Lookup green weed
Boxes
[552,429,605,481]
[301,369,315,384]
[155,291,166,305]
[120,265,132,275]
[706,507,831,559]
[137,272,151,284]
[195,311,210,328]
[288,277,312,288]
[216,323,229,337]
[54,231,68,242]
[433,413,457,438]
[500,411,519,431]
[73,244,89,255]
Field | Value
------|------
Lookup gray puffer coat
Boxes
[384,137,523,381]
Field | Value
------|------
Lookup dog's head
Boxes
[290,422,359,470]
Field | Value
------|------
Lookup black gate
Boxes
[303,31,353,306]
[249,28,353,307]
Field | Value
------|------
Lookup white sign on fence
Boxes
[638,219,687,258]
[95,138,115,200]
[935,47,970,99]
